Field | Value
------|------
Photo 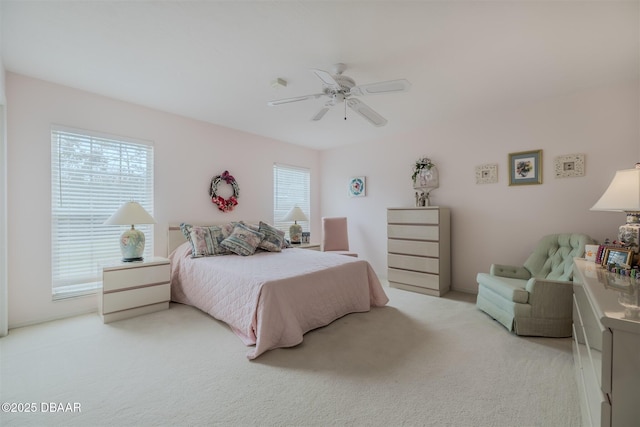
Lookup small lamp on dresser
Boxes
[591,165,640,252]
[282,206,308,244]
[103,201,156,262]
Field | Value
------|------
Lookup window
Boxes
[273,164,310,237]
[51,126,154,299]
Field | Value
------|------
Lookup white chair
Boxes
[321,217,357,257]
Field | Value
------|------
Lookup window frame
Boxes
[51,125,154,299]
[273,163,311,239]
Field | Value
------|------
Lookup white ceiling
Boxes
[2,1,638,150]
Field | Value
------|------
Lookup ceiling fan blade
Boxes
[350,79,411,96]
[311,107,330,121]
[267,93,324,106]
[312,69,340,89]
[346,98,388,127]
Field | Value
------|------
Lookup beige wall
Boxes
[320,80,640,293]
[6,73,321,327]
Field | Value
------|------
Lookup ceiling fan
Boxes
[267,63,411,127]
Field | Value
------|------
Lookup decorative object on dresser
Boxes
[573,259,640,427]
[600,247,634,268]
[103,201,156,262]
[508,149,542,186]
[411,157,439,207]
[591,166,640,253]
[321,217,357,257]
[282,206,308,244]
[99,257,170,323]
[387,207,450,297]
[554,153,585,178]
[476,233,594,337]
[209,170,240,212]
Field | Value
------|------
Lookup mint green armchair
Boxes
[476,233,595,337]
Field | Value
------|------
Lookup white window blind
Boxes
[273,163,310,237]
[51,126,154,299]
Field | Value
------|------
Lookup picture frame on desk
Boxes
[596,244,624,264]
[601,247,634,267]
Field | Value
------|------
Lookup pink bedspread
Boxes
[169,243,388,359]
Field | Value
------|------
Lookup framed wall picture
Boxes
[509,149,542,186]
[554,153,585,178]
[348,176,366,197]
[475,164,498,184]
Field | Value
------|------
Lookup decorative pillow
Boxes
[180,223,230,257]
[258,221,285,252]
[221,223,265,256]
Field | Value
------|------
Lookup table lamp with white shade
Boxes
[103,201,156,261]
[282,206,308,244]
[591,166,640,252]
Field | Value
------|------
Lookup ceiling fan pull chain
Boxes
[344,99,347,121]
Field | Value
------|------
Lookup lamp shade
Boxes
[282,206,308,222]
[104,201,156,225]
[591,169,640,212]
[591,168,640,252]
[103,201,155,262]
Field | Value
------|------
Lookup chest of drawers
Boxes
[573,259,640,426]
[387,207,451,296]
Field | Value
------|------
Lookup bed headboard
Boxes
[167,221,263,255]
[168,226,187,255]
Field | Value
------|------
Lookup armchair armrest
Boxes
[525,278,573,318]
[490,264,531,280]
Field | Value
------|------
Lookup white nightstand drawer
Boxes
[102,283,170,314]
[387,224,439,241]
[388,239,439,257]
[103,263,170,292]
[387,208,439,224]
[388,254,439,274]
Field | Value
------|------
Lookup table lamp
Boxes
[282,206,308,244]
[591,167,640,252]
[104,201,156,261]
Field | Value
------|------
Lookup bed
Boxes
[168,224,388,360]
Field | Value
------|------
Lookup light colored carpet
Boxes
[0,286,580,427]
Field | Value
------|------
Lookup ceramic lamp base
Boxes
[619,212,640,253]
[120,226,146,262]
[289,223,302,244]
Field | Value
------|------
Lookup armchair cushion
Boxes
[490,264,531,280]
[476,273,530,304]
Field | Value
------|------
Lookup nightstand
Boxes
[99,257,171,323]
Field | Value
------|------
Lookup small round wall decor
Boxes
[209,170,239,212]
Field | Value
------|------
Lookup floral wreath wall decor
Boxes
[209,170,239,212]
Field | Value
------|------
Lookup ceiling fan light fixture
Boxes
[267,64,409,126]
[271,78,287,89]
